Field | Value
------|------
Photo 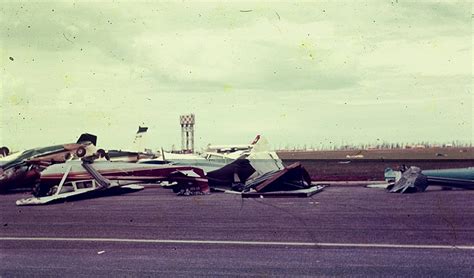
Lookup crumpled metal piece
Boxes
[389,166,428,193]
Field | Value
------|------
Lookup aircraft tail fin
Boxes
[132,126,148,152]
[250,135,261,145]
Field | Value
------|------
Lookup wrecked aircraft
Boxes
[207,159,312,193]
[386,166,474,193]
[17,159,209,205]
[0,134,97,192]
[206,144,315,197]
[147,135,320,197]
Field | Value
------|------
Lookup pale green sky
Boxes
[1,1,472,151]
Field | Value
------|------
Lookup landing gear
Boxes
[76,147,86,157]
[32,182,51,197]
[0,146,9,157]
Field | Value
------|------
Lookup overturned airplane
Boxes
[16,159,209,205]
[0,134,97,192]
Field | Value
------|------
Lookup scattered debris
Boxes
[242,184,325,198]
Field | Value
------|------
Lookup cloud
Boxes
[359,36,471,76]
[130,18,359,92]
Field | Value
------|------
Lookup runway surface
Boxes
[1,185,473,276]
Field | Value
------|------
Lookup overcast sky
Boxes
[1,1,472,151]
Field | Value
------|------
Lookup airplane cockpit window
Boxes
[59,184,74,194]
[76,181,94,189]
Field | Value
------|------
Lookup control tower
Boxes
[180,114,195,153]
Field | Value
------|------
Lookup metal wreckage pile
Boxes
[0,133,322,206]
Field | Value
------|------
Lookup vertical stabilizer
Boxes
[132,126,148,152]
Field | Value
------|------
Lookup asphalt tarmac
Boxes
[1,185,473,277]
